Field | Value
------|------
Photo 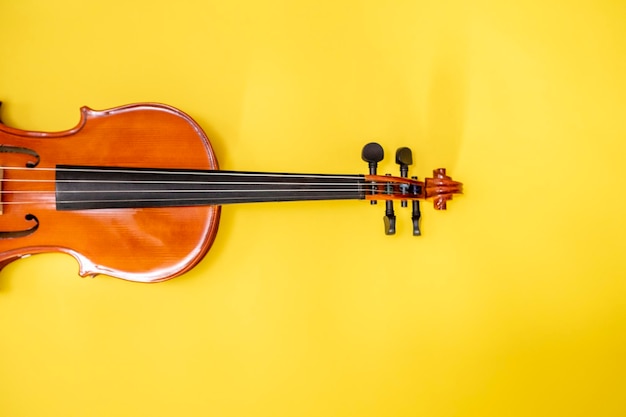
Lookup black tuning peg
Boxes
[362,142,384,174]
[395,147,413,178]
[362,142,384,205]
[396,147,421,235]
[395,147,413,207]
[383,174,396,235]
[411,175,422,236]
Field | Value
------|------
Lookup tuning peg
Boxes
[395,147,413,207]
[384,201,396,235]
[395,147,413,177]
[412,202,421,236]
[362,142,384,174]
[383,174,396,235]
[411,175,421,236]
[362,142,384,205]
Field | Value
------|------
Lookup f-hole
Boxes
[0,214,40,240]
[0,145,41,168]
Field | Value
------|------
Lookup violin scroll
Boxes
[425,168,463,210]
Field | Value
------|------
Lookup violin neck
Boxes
[55,165,366,210]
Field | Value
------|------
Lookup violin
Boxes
[0,102,462,283]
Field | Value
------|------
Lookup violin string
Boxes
[0,187,409,205]
[1,187,366,193]
[0,167,416,187]
[0,193,369,206]
[0,179,365,185]
[0,167,417,206]
[0,166,362,180]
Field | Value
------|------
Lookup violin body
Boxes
[0,103,220,282]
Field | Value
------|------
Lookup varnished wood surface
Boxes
[0,103,220,282]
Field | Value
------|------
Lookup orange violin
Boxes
[0,103,462,282]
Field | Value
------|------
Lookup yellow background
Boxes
[1,1,625,416]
